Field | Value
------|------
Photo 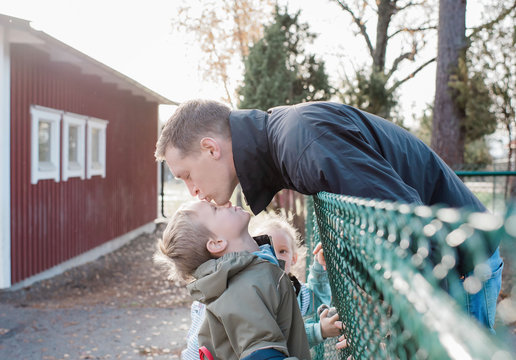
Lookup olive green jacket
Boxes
[187,252,311,360]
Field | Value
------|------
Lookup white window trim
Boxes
[86,117,108,179]
[30,105,62,185]
[62,113,86,181]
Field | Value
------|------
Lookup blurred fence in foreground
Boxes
[305,193,516,360]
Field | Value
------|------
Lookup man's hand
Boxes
[313,242,327,270]
[319,308,343,339]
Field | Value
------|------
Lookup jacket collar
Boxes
[229,109,283,214]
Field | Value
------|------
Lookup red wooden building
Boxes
[0,14,176,289]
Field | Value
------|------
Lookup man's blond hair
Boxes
[155,99,232,160]
[154,204,215,280]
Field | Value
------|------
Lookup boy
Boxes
[181,213,347,359]
[155,200,311,360]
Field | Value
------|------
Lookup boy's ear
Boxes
[292,253,298,266]
[206,237,228,255]
[200,137,221,159]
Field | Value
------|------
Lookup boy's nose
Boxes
[187,183,200,197]
[220,201,232,208]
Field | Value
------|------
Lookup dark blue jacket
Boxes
[230,101,485,213]
[230,102,495,273]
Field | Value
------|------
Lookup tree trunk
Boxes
[431,0,467,168]
[374,0,395,72]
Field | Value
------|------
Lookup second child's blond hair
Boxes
[250,212,302,254]
[154,203,215,280]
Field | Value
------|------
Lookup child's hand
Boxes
[336,334,348,349]
[319,308,343,339]
[313,242,327,270]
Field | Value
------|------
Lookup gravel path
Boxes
[0,224,192,360]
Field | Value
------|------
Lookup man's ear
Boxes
[206,237,228,255]
[200,137,221,159]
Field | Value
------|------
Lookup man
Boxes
[155,99,503,332]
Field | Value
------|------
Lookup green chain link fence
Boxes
[305,193,516,360]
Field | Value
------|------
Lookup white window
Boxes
[62,113,86,181]
[30,106,62,184]
[86,117,108,179]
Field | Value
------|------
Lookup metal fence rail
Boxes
[305,193,515,360]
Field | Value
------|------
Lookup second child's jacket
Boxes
[298,260,332,348]
[187,252,311,360]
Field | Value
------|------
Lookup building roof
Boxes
[0,13,178,105]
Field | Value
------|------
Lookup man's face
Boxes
[165,145,237,205]
[186,201,250,241]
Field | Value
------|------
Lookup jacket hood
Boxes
[187,252,264,303]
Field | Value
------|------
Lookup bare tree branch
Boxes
[333,0,374,58]
[467,1,516,40]
[388,57,436,94]
[387,50,415,79]
[388,25,437,40]
[395,1,429,12]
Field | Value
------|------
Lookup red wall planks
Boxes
[10,44,158,284]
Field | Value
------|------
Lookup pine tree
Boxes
[238,6,331,110]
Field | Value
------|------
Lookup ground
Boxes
[0,223,514,359]
[0,223,192,360]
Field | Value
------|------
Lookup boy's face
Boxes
[268,228,297,274]
[165,145,238,206]
[186,200,250,241]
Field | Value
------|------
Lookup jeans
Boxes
[460,247,504,333]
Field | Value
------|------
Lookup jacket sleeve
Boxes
[306,260,332,311]
[304,321,324,348]
[302,260,331,348]
[292,128,423,205]
[181,301,206,360]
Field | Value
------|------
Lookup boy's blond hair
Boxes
[155,99,232,160]
[154,204,215,280]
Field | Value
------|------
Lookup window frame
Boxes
[62,113,86,181]
[30,105,62,184]
[86,117,108,179]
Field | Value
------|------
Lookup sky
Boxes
[0,0,486,129]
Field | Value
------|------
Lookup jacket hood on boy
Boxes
[187,252,266,303]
